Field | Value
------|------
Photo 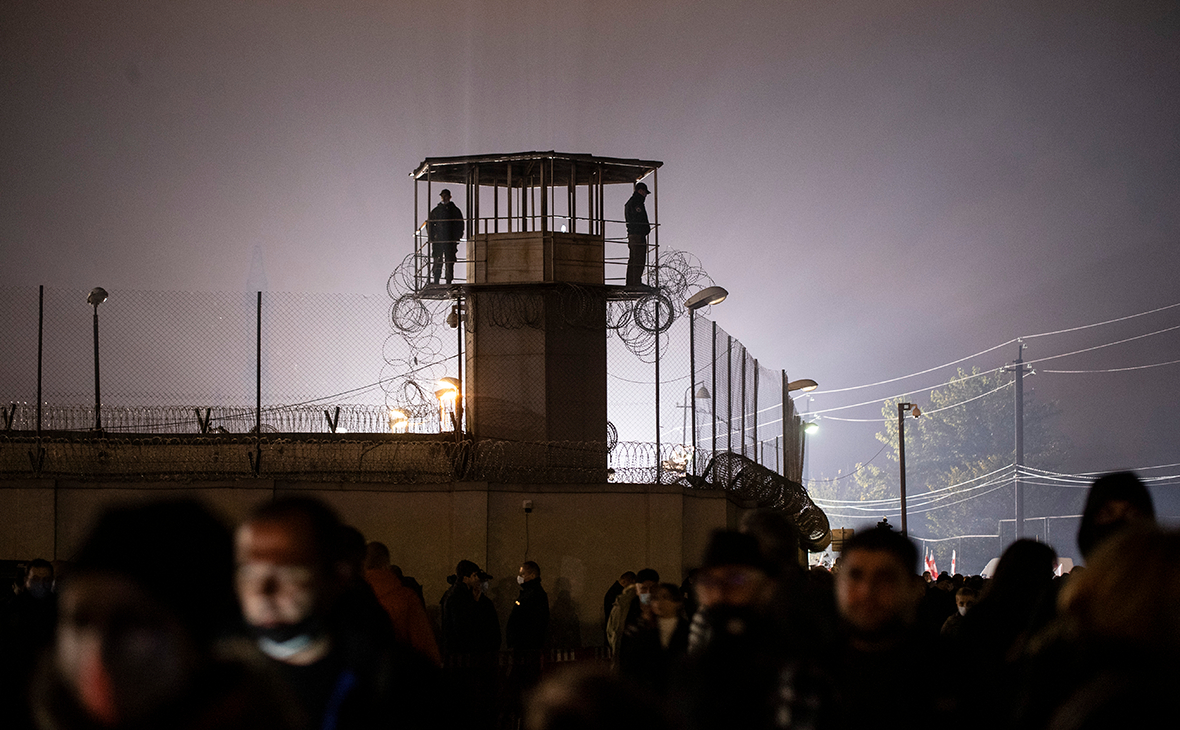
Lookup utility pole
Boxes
[1006,340,1032,541]
[897,402,921,537]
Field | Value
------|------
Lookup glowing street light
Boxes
[388,409,408,433]
[435,377,461,433]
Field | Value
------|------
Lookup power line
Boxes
[807,298,1180,399]
[1023,300,1180,340]
[1042,357,1180,374]
[1025,323,1180,366]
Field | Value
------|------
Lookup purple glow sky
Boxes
[3,1,1179,490]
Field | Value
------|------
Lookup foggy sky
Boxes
[3,1,1179,501]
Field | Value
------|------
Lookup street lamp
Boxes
[897,402,922,537]
[388,409,408,433]
[435,377,460,434]
[787,379,819,393]
[684,285,728,475]
[87,287,108,431]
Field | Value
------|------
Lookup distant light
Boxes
[561,224,567,233]
[389,409,408,433]
[803,421,819,435]
[684,286,728,311]
[87,287,108,307]
[336,426,348,434]
[787,379,819,393]
[694,386,711,400]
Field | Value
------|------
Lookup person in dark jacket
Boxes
[440,560,501,656]
[507,561,549,651]
[623,182,651,286]
[235,497,440,730]
[440,561,500,726]
[427,188,464,285]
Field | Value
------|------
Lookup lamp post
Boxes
[87,287,108,431]
[684,286,728,476]
[897,402,921,537]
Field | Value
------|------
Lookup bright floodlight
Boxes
[683,286,728,311]
[87,287,108,307]
[803,421,820,435]
[787,378,819,393]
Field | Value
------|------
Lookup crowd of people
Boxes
[0,470,1174,730]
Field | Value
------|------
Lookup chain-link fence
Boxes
[1,280,806,488]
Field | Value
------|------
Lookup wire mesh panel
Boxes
[1,278,811,493]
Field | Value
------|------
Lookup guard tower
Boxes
[411,151,662,446]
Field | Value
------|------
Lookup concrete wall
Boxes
[0,478,729,649]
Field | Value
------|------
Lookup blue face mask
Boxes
[638,592,652,605]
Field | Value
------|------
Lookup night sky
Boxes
[4,1,1178,505]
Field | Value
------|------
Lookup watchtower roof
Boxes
[411,151,662,187]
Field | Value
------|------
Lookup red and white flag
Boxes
[951,550,957,576]
[925,548,938,577]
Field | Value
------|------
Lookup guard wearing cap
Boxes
[427,188,465,285]
[624,182,652,287]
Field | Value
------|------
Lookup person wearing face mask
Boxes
[606,568,659,659]
[440,560,501,658]
[940,586,978,640]
[31,500,300,730]
[505,561,550,717]
[507,561,549,653]
[617,583,689,697]
[235,497,439,730]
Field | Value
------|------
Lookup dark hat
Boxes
[477,570,494,581]
[440,188,452,197]
[634,182,650,194]
[456,559,481,578]
[701,530,766,572]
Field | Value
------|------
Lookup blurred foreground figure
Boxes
[236,497,438,730]
[0,559,56,730]
[1014,528,1180,730]
[1076,470,1155,560]
[526,665,673,730]
[831,526,948,729]
[33,500,298,730]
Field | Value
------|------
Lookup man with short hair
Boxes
[507,560,549,652]
[235,497,437,729]
[363,541,440,666]
[623,182,651,287]
[831,526,947,729]
[427,188,464,285]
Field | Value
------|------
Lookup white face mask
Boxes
[516,575,525,585]
[957,605,970,617]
